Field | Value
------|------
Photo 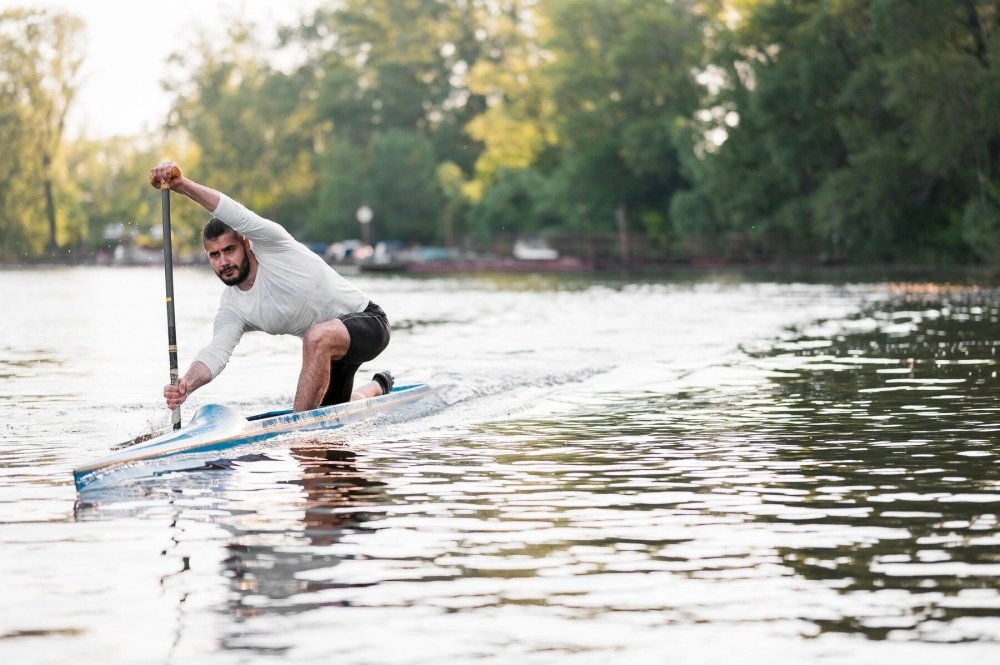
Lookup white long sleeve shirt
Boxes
[193,193,369,378]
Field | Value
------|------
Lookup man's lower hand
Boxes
[163,378,189,410]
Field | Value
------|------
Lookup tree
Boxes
[467,166,551,241]
[870,0,1000,261]
[371,129,442,242]
[293,0,491,242]
[0,8,84,257]
[312,135,373,241]
[166,18,315,228]
[463,0,556,198]
[542,0,707,238]
[678,0,998,262]
[675,0,860,258]
[61,137,199,256]
[0,47,43,260]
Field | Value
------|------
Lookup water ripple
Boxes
[3,270,1000,663]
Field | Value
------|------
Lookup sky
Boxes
[1,0,320,139]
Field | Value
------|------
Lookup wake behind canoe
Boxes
[74,383,434,491]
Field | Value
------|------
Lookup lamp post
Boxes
[356,205,373,246]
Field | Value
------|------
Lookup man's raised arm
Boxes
[149,161,221,212]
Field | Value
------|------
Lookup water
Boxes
[1,266,998,664]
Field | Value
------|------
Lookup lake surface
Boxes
[1,266,998,664]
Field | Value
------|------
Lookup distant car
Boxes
[373,239,407,265]
[513,236,559,260]
[326,239,373,263]
[413,246,460,262]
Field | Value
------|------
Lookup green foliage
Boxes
[2,1,998,264]
[371,129,442,242]
[0,79,44,260]
[436,161,468,246]
[312,136,373,242]
[468,167,551,241]
[0,8,84,259]
[962,195,1000,262]
[166,20,314,221]
[678,0,999,262]
[541,0,707,237]
[464,1,557,197]
[62,138,197,252]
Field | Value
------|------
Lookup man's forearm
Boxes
[174,178,221,213]
[183,361,214,392]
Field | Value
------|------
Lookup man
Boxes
[149,161,393,413]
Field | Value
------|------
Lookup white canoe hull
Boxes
[74,383,433,491]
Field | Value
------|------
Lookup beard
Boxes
[215,253,251,286]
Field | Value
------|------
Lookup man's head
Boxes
[203,218,251,286]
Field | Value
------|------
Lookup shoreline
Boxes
[3,259,999,286]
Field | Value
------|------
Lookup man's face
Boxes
[204,231,250,286]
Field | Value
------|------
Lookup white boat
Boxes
[74,383,434,491]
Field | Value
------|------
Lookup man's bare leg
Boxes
[351,380,384,401]
[294,320,351,411]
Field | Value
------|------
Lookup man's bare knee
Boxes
[302,320,350,359]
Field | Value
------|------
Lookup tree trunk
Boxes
[43,152,58,253]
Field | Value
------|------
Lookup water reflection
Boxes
[288,446,387,545]
[74,440,391,654]
[433,286,1000,643]
[218,443,388,653]
[712,287,1000,640]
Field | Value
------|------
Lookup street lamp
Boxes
[356,205,373,246]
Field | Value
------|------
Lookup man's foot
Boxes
[372,370,394,395]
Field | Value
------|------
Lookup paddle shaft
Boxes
[160,185,181,430]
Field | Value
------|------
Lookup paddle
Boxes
[159,166,182,430]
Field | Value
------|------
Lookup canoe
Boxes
[74,383,434,491]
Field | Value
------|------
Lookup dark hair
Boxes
[203,217,242,243]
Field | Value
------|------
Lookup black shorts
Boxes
[321,301,391,406]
